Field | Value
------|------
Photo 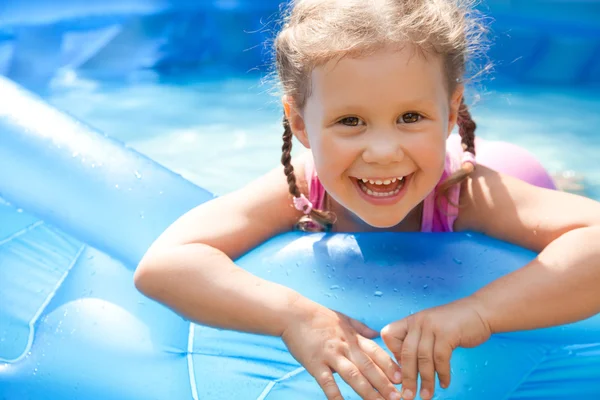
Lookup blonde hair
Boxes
[274,0,488,231]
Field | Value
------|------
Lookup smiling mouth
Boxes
[355,176,406,198]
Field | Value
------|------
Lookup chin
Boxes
[357,210,411,230]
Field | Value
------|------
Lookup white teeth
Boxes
[359,176,406,185]
[357,176,405,198]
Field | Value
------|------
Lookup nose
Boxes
[361,129,405,165]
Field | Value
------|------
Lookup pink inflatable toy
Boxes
[447,134,556,190]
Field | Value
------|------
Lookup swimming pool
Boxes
[1,0,599,200]
[45,75,600,200]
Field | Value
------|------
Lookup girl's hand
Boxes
[282,301,403,400]
[381,298,492,400]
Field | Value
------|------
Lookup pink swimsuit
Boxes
[304,146,463,233]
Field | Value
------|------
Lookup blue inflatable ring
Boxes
[1,76,600,399]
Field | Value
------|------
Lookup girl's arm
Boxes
[456,165,600,331]
[382,165,600,400]
[134,158,308,335]
[134,152,403,400]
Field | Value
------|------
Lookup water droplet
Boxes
[367,302,372,307]
[484,360,488,366]
[134,170,142,179]
[423,284,428,289]
[16,208,23,213]
[296,262,301,267]
[87,255,94,260]
[159,191,164,195]
[312,269,316,273]
[139,211,145,219]
[453,258,463,265]
[327,274,332,279]
[330,285,340,290]
[374,291,383,297]
[466,233,473,238]
[115,184,120,189]
[393,288,398,292]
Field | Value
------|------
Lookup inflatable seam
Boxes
[0,220,43,247]
[2,242,86,363]
[256,366,306,400]
[187,323,199,400]
[504,346,552,399]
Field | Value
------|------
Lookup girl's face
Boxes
[287,46,463,228]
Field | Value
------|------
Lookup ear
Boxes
[447,85,464,137]
[283,95,310,149]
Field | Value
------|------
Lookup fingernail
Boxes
[421,389,431,399]
[390,393,401,400]
[394,371,402,382]
[401,389,413,400]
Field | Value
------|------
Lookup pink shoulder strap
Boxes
[304,155,327,211]
[421,147,462,233]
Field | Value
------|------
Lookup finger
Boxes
[417,329,435,400]
[349,317,379,339]
[332,356,385,400]
[433,338,453,390]
[352,339,402,399]
[359,336,402,384]
[313,367,344,400]
[399,327,421,400]
[381,320,409,364]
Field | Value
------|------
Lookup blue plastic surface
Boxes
[2,77,600,399]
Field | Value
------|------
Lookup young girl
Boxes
[134,1,600,399]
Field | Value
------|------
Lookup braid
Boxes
[457,98,476,173]
[281,115,301,198]
[437,98,477,205]
[281,113,337,232]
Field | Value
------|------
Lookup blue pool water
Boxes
[46,74,600,199]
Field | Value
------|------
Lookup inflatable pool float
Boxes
[1,75,600,400]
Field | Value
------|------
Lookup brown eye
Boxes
[339,116,362,126]
[401,113,421,124]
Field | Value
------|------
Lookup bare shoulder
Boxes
[149,150,314,259]
[454,165,600,252]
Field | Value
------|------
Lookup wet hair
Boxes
[274,0,487,231]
